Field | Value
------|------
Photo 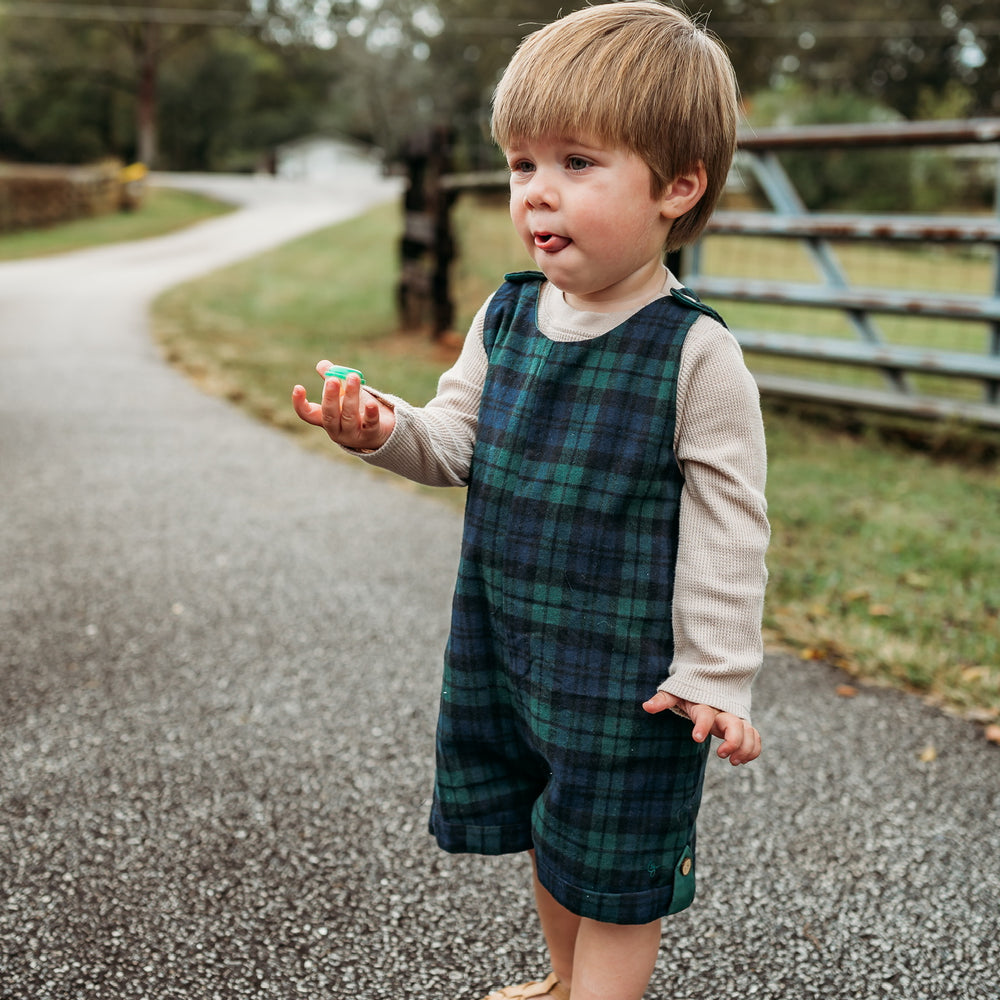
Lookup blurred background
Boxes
[0,0,996,176]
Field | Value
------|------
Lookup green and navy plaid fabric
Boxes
[429,273,716,924]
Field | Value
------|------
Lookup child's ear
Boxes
[658,163,708,220]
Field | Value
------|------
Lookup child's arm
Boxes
[292,362,395,451]
[646,315,770,760]
[291,299,491,487]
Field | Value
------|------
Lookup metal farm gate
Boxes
[398,118,1000,428]
[680,118,1000,427]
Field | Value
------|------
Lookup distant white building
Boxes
[273,135,384,181]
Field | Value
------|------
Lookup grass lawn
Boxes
[0,185,233,260]
[148,195,1000,724]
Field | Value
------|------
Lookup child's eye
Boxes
[567,156,592,171]
[509,159,534,174]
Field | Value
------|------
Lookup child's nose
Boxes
[523,169,558,209]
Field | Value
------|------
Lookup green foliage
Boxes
[158,36,290,171]
[1,2,998,175]
[702,0,997,120]
[0,18,124,162]
[0,1,343,170]
[915,79,978,122]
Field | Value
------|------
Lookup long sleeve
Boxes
[657,315,770,721]
[355,301,491,487]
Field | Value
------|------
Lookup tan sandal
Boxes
[479,971,569,1000]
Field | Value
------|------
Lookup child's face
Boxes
[505,134,675,311]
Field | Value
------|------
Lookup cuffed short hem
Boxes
[533,846,697,925]
[429,809,533,856]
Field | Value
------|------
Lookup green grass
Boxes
[148,194,1000,722]
[763,412,999,717]
[154,201,452,427]
[0,185,233,260]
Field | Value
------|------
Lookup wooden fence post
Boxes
[396,126,455,338]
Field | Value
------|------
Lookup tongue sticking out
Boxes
[535,232,571,252]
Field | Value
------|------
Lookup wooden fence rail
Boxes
[396,118,1000,428]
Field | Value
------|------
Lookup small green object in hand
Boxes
[323,365,366,384]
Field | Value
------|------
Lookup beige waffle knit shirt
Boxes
[355,270,769,721]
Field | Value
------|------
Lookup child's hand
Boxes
[642,691,761,765]
[291,360,395,450]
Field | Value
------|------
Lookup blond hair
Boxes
[492,2,737,249]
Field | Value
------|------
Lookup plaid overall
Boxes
[429,273,719,924]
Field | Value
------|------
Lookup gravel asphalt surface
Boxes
[1,160,997,1000]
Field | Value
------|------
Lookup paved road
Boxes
[1,166,997,1000]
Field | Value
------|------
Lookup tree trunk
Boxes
[135,21,159,167]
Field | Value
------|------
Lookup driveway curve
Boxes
[0,164,997,1000]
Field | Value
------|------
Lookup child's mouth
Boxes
[534,232,571,252]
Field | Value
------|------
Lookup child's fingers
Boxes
[291,384,323,426]
[337,373,365,426]
[362,398,382,431]
[716,716,761,765]
[644,697,761,764]
[690,704,722,744]
[320,372,345,424]
[641,690,676,714]
[296,364,389,448]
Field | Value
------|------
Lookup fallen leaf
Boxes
[836,684,859,698]
[918,745,937,763]
[868,603,894,617]
[985,725,1000,746]
[965,707,1000,725]
[961,665,993,683]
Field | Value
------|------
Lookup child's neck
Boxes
[560,265,669,314]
